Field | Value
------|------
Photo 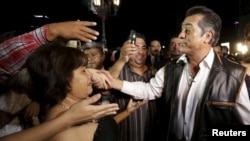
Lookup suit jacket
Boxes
[146,54,165,70]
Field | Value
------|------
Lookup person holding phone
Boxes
[98,6,250,141]
[24,41,147,141]
[108,31,159,141]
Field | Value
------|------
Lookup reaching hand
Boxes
[126,99,148,114]
[65,94,119,125]
[47,21,99,43]
[24,101,40,120]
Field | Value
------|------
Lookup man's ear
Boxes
[204,31,213,44]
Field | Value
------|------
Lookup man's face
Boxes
[149,40,161,56]
[178,14,209,55]
[129,37,147,67]
[169,37,182,57]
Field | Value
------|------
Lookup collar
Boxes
[176,48,214,69]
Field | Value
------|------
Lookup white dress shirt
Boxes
[121,48,250,140]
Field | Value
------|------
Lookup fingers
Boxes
[66,97,119,125]
[95,105,119,117]
[75,21,99,42]
[91,104,119,120]
[85,94,101,105]
[138,99,148,106]
[79,21,97,27]
[100,70,112,83]
[128,98,133,104]
[24,102,40,119]
[77,29,98,43]
[119,42,137,62]
[88,68,111,89]
[103,73,112,89]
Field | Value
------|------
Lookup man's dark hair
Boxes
[186,5,222,46]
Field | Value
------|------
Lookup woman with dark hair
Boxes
[26,41,147,141]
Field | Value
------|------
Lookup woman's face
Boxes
[69,66,93,99]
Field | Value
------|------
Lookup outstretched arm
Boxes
[46,21,99,42]
[0,94,119,141]
[99,68,165,100]
[0,20,99,81]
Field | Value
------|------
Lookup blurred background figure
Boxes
[244,21,250,53]
[221,45,229,58]
[111,47,121,64]
[158,36,183,68]
[0,68,40,137]
[213,45,223,57]
[167,37,182,60]
[147,39,163,70]
[82,41,112,104]
[82,42,107,70]
[239,21,250,98]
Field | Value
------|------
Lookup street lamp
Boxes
[92,0,121,49]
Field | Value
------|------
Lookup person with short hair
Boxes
[26,41,147,141]
[98,6,250,141]
[82,42,107,70]
[109,31,158,141]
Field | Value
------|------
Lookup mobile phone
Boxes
[129,30,136,45]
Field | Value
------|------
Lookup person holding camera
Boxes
[108,31,159,141]
[97,6,250,141]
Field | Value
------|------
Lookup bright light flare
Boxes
[237,42,248,54]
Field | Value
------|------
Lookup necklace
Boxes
[57,103,70,110]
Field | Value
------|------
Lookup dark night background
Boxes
[0,0,246,50]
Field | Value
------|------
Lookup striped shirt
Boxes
[112,63,158,141]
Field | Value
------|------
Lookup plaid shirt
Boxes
[0,25,49,81]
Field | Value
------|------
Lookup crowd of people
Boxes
[0,5,250,141]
